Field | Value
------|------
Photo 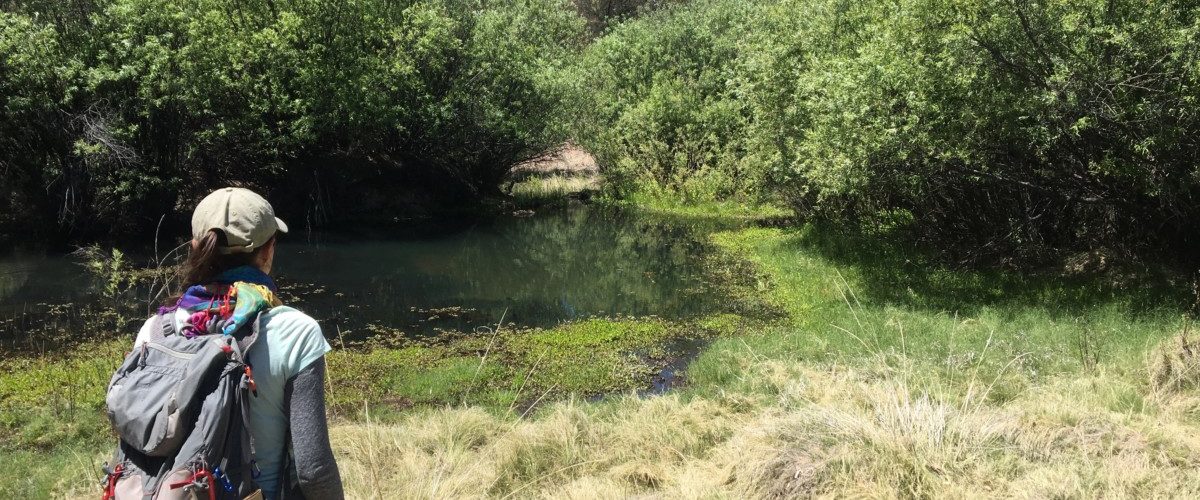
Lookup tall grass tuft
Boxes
[328,351,1200,498]
[1148,326,1200,396]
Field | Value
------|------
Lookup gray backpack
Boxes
[101,311,264,500]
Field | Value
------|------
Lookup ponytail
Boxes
[176,229,268,293]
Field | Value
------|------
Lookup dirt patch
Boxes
[509,144,599,179]
[504,145,603,203]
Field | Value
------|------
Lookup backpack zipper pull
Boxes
[169,466,216,500]
[244,365,258,397]
[101,463,124,500]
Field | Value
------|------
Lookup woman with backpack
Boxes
[107,187,343,499]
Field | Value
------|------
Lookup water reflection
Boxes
[0,252,95,308]
[275,206,723,337]
[0,259,32,303]
[0,206,729,344]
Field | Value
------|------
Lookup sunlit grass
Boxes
[0,339,123,497]
[8,220,1198,498]
[612,191,792,222]
[508,175,600,205]
[703,226,1178,357]
[322,317,695,419]
[327,350,1200,498]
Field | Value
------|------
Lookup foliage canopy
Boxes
[573,0,1200,262]
[1,0,585,240]
[4,0,1199,262]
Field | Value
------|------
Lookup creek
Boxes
[0,204,734,345]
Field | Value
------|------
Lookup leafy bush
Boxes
[0,0,585,240]
[0,12,77,238]
[567,0,763,202]
[776,0,1200,261]
[574,0,1200,262]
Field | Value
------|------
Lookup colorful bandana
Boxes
[163,266,282,338]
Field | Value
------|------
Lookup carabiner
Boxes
[213,466,235,492]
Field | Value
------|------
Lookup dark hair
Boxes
[179,229,274,288]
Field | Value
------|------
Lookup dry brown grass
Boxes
[507,175,601,201]
[331,347,1200,499]
[1148,329,1200,397]
[54,339,1200,499]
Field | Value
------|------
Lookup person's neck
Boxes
[213,265,277,290]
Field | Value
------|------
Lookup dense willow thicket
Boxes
[1,0,585,241]
[4,0,1199,262]
[573,0,1200,263]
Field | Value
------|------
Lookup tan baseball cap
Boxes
[191,187,288,254]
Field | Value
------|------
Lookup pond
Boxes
[0,204,734,345]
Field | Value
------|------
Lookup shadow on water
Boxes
[1,204,746,350]
[0,252,100,306]
[275,205,733,340]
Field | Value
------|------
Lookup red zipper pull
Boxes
[101,463,123,500]
[244,365,258,396]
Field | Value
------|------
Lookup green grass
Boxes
[523,318,667,347]
[5,209,1196,497]
[2,444,107,497]
[325,317,707,419]
[509,319,673,394]
[688,224,1187,406]
[0,340,123,497]
[507,175,600,207]
[605,191,792,223]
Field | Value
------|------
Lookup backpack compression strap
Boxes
[158,311,175,339]
[234,311,267,483]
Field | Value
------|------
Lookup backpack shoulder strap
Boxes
[155,310,177,340]
[219,309,267,369]
[236,309,268,355]
[142,311,175,342]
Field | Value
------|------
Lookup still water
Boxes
[1,205,728,342]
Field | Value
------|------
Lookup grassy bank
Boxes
[330,226,1200,497]
[322,316,753,418]
[0,313,751,496]
[4,212,1198,497]
[609,192,793,223]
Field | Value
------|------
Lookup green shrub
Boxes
[573,0,1200,262]
[568,0,763,202]
[772,0,1200,261]
[0,12,76,238]
[0,0,586,239]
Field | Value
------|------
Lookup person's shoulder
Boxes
[260,306,322,334]
[133,315,158,347]
[135,310,183,346]
[259,306,331,374]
